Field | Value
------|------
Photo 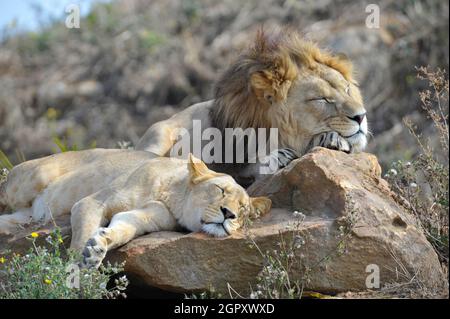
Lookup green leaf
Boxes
[0,150,14,170]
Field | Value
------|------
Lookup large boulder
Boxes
[106,148,444,294]
[0,148,444,296]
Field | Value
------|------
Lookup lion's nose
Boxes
[347,113,366,125]
[221,206,236,219]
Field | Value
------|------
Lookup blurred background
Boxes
[0,0,448,169]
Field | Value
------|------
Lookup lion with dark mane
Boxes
[137,28,368,180]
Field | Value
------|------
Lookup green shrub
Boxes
[138,30,166,52]
[0,151,13,171]
[0,229,128,299]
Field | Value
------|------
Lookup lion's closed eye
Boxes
[345,85,350,95]
[308,97,335,104]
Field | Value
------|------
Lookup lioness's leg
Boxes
[1,149,149,213]
[70,192,111,251]
[0,160,63,211]
[1,150,103,210]
[0,209,32,234]
[82,201,176,268]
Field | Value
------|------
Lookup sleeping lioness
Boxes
[0,149,271,268]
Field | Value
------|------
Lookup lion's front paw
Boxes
[311,132,351,153]
[243,148,299,180]
[81,228,109,269]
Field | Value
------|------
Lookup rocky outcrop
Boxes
[0,148,444,295]
[106,148,444,294]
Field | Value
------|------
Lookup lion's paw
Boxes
[270,148,298,169]
[81,228,109,269]
[311,132,351,153]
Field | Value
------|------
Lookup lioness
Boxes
[137,29,368,181]
[0,150,270,268]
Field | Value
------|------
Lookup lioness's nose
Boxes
[347,113,366,125]
[221,207,236,219]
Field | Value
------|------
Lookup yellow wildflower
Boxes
[0,257,5,264]
[44,278,52,285]
[46,107,59,121]
[31,232,39,238]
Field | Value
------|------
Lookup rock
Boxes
[0,148,444,296]
[106,148,444,294]
[77,80,104,98]
[37,81,76,109]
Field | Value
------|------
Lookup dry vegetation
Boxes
[0,0,448,169]
[386,68,448,281]
[0,0,448,299]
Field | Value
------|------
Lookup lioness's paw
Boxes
[311,132,351,153]
[81,229,109,269]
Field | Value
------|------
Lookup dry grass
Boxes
[386,67,449,296]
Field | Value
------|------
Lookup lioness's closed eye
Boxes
[187,154,271,237]
[0,150,271,268]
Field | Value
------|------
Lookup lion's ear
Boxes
[188,153,210,184]
[250,55,297,106]
[250,196,272,219]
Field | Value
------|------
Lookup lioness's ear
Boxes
[188,153,210,184]
[250,55,297,106]
[250,197,272,219]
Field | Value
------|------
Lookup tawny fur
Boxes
[0,151,270,268]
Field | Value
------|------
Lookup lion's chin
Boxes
[347,132,367,153]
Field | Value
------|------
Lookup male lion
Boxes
[0,150,270,268]
[137,29,368,181]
